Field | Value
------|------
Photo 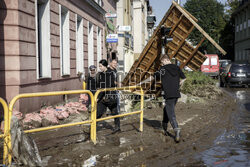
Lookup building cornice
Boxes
[85,0,106,15]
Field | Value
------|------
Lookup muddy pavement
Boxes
[188,88,250,167]
[0,90,241,166]
[13,90,238,167]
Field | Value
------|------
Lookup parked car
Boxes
[201,54,219,78]
[219,59,231,74]
[220,62,250,87]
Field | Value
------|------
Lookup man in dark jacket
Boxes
[97,59,120,133]
[154,54,186,142]
[86,65,97,95]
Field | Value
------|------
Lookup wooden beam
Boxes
[178,24,189,34]
[180,37,206,69]
[172,31,184,40]
[181,47,193,55]
[192,55,204,63]
[169,15,183,35]
[168,25,194,60]
[177,51,189,60]
[172,1,198,22]
[172,1,226,55]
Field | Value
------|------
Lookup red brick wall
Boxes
[0,0,107,113]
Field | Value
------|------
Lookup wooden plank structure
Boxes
[122,1,226,95]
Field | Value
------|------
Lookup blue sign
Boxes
[106,38,118,43]
[106,34,118,43]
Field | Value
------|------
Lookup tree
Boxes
[226,0,240,15]
[184,0,226,54]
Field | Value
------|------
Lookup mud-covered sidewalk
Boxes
[19,91,235,167]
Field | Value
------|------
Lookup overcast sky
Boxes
[150,0,227,26]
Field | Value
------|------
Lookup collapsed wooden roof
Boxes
[122,1,226,94]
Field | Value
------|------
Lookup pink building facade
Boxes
[0,0,117,113]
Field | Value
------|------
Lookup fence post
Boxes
[0,98,11,165]
[140,88,144,132]
[82,82,86,90]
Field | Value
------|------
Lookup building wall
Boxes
[0,0,21,108]
[116,0,134,73]
[103,0,117,61]
[116,0,125,62]
[133,0,148,58]
[234,2,250,62]
[0,0,110,113]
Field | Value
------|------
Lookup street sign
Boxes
[118,33,124,37]
[106,34,118,43]
[118,26,131,32]
[105,13,117,18]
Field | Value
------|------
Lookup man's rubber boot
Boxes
[174,128,181,143]
[162,122,168,136]
[112,126,121,134]
[112,119,121,134]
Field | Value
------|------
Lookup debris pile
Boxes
[8,94,88,131]
[11,116,44,166]
[0,94,90,133]
[181,71,222,100]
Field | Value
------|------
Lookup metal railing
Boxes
[0,86,144,165]
[1,90,94,166]
[0,97,11,165]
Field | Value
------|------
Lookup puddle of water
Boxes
[235,91,246,100]
[194,89,250,167]
[197,123,250,166]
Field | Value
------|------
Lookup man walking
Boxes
[154,54,186,142]
[108,59,121,113]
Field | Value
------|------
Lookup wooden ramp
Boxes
[122,1,226,95]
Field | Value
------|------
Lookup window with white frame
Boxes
[60,5,70,76]
[76,15,84,74]
[88,22,94,67]
[36,0,51,78]
[97,27,102,69]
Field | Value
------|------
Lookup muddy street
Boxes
[190,88,250,167]
[19,88,249,166]
[1,87,249,166]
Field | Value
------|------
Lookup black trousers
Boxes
[163,98,178,129]
[97,100,120,128]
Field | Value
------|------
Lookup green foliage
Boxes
[225,0,240,15]
[181,71,217,97]
[184,0,226,54]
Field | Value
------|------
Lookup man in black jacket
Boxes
[97,59,120,134]
[154,54,186,142]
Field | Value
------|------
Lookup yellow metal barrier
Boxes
[5,90,94,166]
[82,81,86,90]
[92,86,144,143]
[1,86,144,165]
[0,98,11,165]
